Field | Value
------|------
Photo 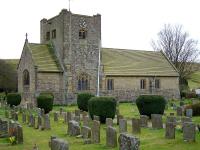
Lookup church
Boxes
[17,9,180,104]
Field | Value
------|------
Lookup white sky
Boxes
[0,0,200,59]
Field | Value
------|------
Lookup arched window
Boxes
[79,29,87,39]
[77,73,90,91]
[23,70,30,86]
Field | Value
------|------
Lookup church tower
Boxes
[40,9,101,102]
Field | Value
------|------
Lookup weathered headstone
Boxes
[74,116,80,123]
[106,118,113,127]
[22,113,26,123]
[91,120,100,143]
[29,114,34,127]
[67,112,72,123]
[75,109,80,117]
[151,114,163,129]
[59,107,63,115]
[44,114,51,130]
[63,113,67,123]
[183,122,196,142]
[166,116,176,124]
[67,120,80,136]
[118,133,140,150]
[119,119,127,133]
[16,124,23,144]
[54,112,59,122]
[83,116,89,127]
[93,115,99,121]
[165,122,176,139]
[140,115,148,127]
[177,106,183,116]
[51,137,69,150]
[186,109,193,118]
[37,115,43,130]
[81,126,91,139]
[132,118,141,134]
[106,126,117,148]
[14,112,18,121]
[0,119,8,137]
[117,115,124,125]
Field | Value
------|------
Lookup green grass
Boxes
[188,71,200,89]
[1,103,200,150]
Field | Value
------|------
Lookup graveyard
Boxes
[1,98,200,150]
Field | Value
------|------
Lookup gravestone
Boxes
[177,107,183,116]
[151,114,163,129]
[183,122,196,142]
[74,116,80,123]
[106,118,113,127]
[106,126,117,148]
[75,109,80,117]
[166,116,176,124]
[181,117,192,124]
[118,133,140,150]
[140,115,148,127]
[93,115,99,121]
[37,115,43,130]
[14,112,18,121]
[54,112,59,122]
[132,118,141,134]
[91,120,100,143]
[165,122,176,139]
[22,113,26,123]
[32,116,36,128]
[67,120,80,136]
[29,114,34,127]
[81,126,91,139]
[83,116,89,127]
[51,137,69,150]
[119,119,127,133]
[16,124,23,144]
[0,119,8,137]
[117,115,124,125]
[186,109,193,118]
[59,107,63,115]
[82,111,88,119]
[44,114,51,130]
[67,112,72,123]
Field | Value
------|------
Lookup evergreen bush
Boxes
[77,93,94,111]
[6,93,21,107]
[88,96,116,123]
[37,93,54,114]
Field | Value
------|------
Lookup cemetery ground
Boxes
[1,101,200,150]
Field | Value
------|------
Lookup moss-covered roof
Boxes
[28,43,62,72]
[102,48,179,77]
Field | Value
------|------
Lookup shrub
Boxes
[185,91,197,98]
[88,96,116,123]
[37,93,54,114]
[6,93,21,107]
[184,103,200,116]
[136,95,166,118]
[77,93,95,111]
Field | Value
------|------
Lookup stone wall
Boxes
[101,76,180,101]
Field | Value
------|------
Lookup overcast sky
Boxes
[0,0,200,59]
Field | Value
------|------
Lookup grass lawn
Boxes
[0,103,200,150]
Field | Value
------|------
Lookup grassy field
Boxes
[188,71,200,89]
[0,103,200,150]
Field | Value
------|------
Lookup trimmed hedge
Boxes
[184,103,200,116]
[77,93,95,111]
[88,96,116,123]
[6,93,21,107]
[136,95,166,118]
[37,93,54,114]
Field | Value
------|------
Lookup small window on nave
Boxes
[79,29,87,39]
[77,73,90,91]
[46,32,50,40]
[140,79,146,89]
[52,29,56,39]
[107,79,114,90]
[23,70,30,86]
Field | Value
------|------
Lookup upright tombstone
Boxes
[67,112,72,123]
[177,106,183,116]
[75,109,80,117]
[0,119,8,138]
[22,113,26,123]
[74,116,80,123]
[44,114,51,130]
[166,116,176,124]
[32,116,36,128]
[81,126,91,139]
[117,115,124,125]
[16,124,23,144]
[67,120,80,136]
[14,112,18,121]
[183,122,196,142]
[106,118,113,127]
[29,114,34,127]
[83,116,89,127]
[119,119,127,133]
[186,109,193,118]
[140,115,148,127]
[151,114,163,129]
[54,112,59,122]
[91,120,100,143]
[93,115,100,121]
[59,107,63,115]
[132,118,141,134]
[106,126,117,148]
[165,122,176,139]
[118,133,140,150]
[51,137,69,150]
[37,115,43,130]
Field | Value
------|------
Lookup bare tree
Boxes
[152,24,200,83]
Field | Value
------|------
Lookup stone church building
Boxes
[18,9,180,104]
